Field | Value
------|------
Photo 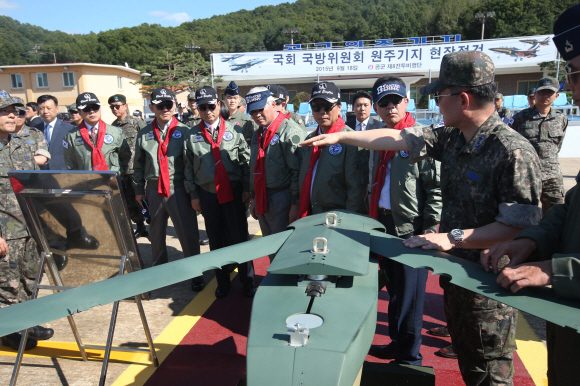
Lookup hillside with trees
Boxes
[0,0,575,67]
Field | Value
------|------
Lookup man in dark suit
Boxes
[34,95,74,170]
[346,90,384,201]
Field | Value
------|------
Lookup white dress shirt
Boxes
[355,117,370,132]
[378,160,392,210]
[44,118,57,143]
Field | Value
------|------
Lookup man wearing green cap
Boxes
[510,77,568,215]
[494,93,512,124]
[481,5,580,385]
[224,81,257,145]
[68,104,82,128]
[11,96,50,166]
[109,94,148,237]
[183,92,201,128]
[302,50,542,385]
[0,90,55,350]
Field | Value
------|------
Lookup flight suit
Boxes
[287,110,306,131]
[249,118,305,261]
[227,110,256,146]
[133,121,201,276]
[298,126,368,215]
[184,119,254,290]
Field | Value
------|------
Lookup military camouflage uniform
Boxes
[13,126,51,160]
[510,106,568,214]
[410,50,543,385]
[403,113,542,385]
[496,107,512,124]
[182,112,202,129]
[112,114,147,223]
[227,110,257,146]
[0,135,40,308]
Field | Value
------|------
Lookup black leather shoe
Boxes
[2,333,37,351]
[369,343,397,359]
[52,254,68,271]
[191,280,204,292]
[199,238,209,246]
[66,235,99,250]
[215,286,230,299]
[135,223,148,239]
[29,325,54,341]
[244,285,257,298]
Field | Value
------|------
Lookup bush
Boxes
[292,92,310,112]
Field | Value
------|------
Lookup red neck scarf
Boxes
[298,117,346,218]
[284,112,292,119]
[152,117,179,197]
[79,120,108,171]
[369,112,415,219]
[199,117,234,204]
[254,112,287,215]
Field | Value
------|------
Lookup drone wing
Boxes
[369,231,580,333]
[0,230,292,338]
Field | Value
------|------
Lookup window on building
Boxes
[288,90,297,102]
[117,76,123,89]
[10,74,23,89]
[36,73,49,88]
[409,86,420,103]
[63,72,75,87]
[517,81,538,96]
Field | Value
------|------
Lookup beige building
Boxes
[0,63,145,123]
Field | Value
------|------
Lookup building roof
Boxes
[0,62,142,76]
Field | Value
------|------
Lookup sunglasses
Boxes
[17,110,26,116]
[156,102,174,111]
[81,104,100,113]
[0,108,18,116]
[310,102,337,113]
[377,95,404,108]
[109,104,125,110]
[199,104,217,112]
[565,65,580,85]
[434,91,464,105]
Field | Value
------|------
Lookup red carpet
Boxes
[144,256,535,386]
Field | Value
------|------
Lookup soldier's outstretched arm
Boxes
[300,128,409,151]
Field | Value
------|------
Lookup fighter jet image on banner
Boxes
[489,47,539,61]
[519,37,551,49]
[229,57,268,73]
[220,54,244,62]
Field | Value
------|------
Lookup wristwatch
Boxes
[449,229,464,248]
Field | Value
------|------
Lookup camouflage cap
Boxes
[528,88,536,97]
[11,96,26,111]
[107,94,126,104]
[68,103,79,113]
[553,4,580,61]
[536,76,560,93]
[420,51,495,95]
[495,92,503,100]
[0,90,18,109]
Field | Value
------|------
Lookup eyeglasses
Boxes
[17,110,26,117]
[434,92,464,105]
[565,65,580,85]
[377,95,404,108]
[198,104,217,112]
[249,108,265,116]
[81,104,100,113]
[156,102,174,111]
[310,102,337,113]
[109,104,125,110]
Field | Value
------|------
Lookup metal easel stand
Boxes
[10,253,159,386]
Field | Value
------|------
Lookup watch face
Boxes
[450,229,464,240]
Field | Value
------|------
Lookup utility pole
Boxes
[475,11,495,40]
[283,29,300,45]
[185,42,200,54]
[26,43,56,63]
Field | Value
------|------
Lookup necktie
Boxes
[78,120,108,171]
[45,124,52,143]
[91,126,97,142]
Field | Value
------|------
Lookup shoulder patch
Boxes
[329,143,342,155]
[63,140,68,149]
[103,134,114,144]
[508,118,514,125]
[270,134,280,145]
[399,150,409,158]
[223,132,234,141]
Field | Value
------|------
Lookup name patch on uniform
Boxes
[104,134,114,144]
[466,170,483,181]
[400,150,409,158]
[223,132,234,141]
[172,131,182,139]
[329,144,342,155]
[27,140,34,144]
[192,135,204,142]
[146,133,155,140]
[63,140,68,149]
[270,134,280,145]
[75,138,84,145]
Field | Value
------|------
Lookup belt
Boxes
[378,208,392,216]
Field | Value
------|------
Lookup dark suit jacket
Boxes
[35,119,74,170]
[345,116,384,132]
